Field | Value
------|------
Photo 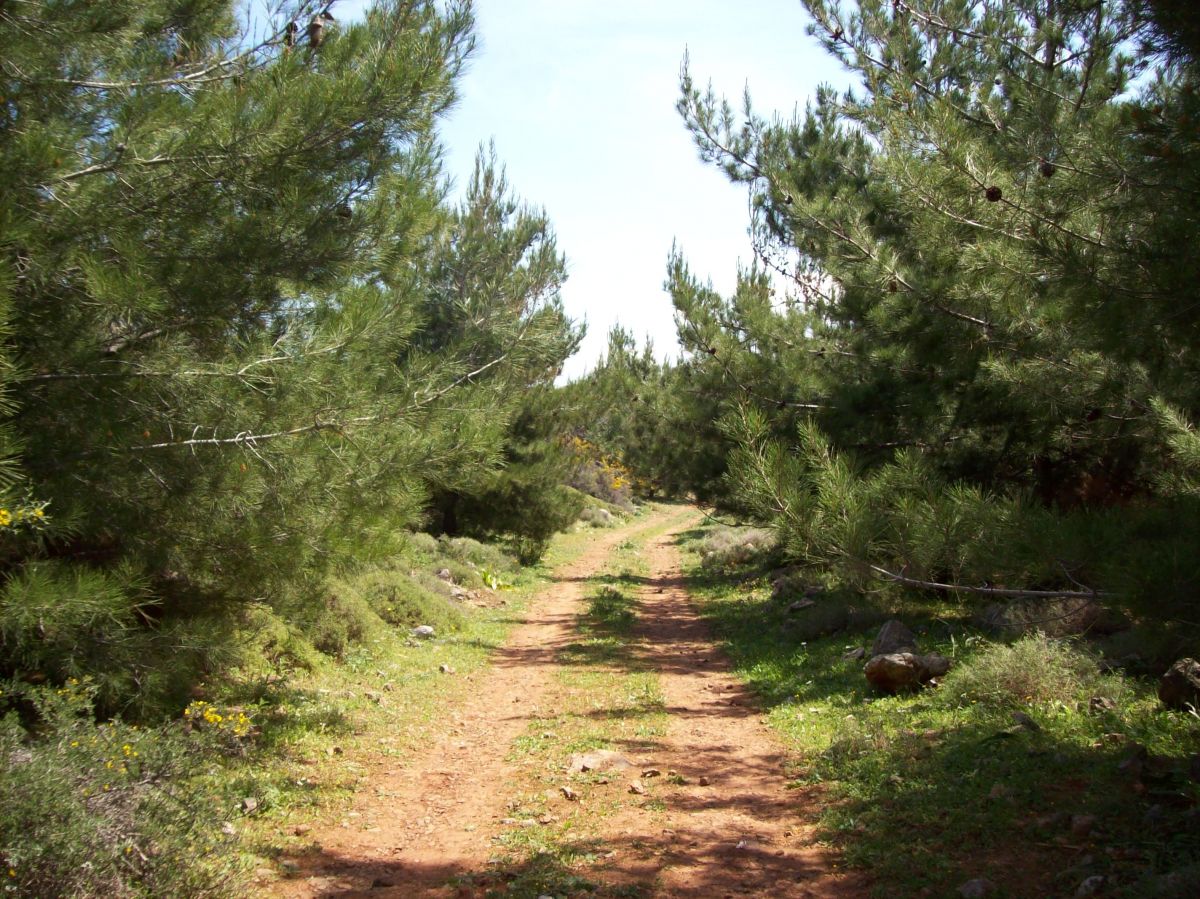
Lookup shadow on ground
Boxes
[672,527,1200,898]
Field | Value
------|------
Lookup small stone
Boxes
[628,780,646,795]
[1088,696,1116,714]
[842,647,866,661]
[569,749,634,773]
[1159,658,1200,710]
[958,878,997,898]
[699,775,710,786]
[221,822,237,835]
[872,620,918,656]
[1012,711,1041,732]
[787,599,816,613]
[1070,814,1097,838]
[436,568,452,580]
[560,786,579,801]
[240,797,259,813]
[411,624,435,638]
[292,824,312,836]
[1075,875,1105,897]
[642,768,662,778]
[438,664,455,674]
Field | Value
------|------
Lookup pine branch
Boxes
[868,563,1114,600]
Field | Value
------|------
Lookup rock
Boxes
[864,651,948,693]
[436,568,452,580]
[292,824,312,836]
[919,652,951,678]
[438,664,455,674]
[842,647,866,661]
[872,620,918,656]
[411,625,435,638]
[865,653,925,693]
[958,878,997,897]
[787,599,816,614]
[1089,696,1117,714]
[240,796,259,814]
[1075,875,1105,897]
[1158,658,1200,710]
[641,768,662,778]
[628,780,646,795]
[560,786,579,801]
[978,597,1129,639]
[1012,711,1041,732]
[568,749,634,773]
[1071,814,1097,838]
[698,775,710,786]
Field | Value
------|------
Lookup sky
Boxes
[338,0,850,380]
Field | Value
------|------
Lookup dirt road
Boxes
[274,506,865,898]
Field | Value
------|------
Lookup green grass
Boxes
[678,523,1200,898]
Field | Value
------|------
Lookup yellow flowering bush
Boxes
[565,435,636,509]
[1,678,246,895]
[0,501,48,532]
[182,700,254,739]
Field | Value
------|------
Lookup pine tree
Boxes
[0,1,581,704]
[670,0,1200,614]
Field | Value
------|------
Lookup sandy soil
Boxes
[271,507,867,898]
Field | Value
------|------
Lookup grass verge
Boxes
[678,522,1200,899]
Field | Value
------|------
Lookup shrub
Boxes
[436,535,518,576]
[306,590,383,659]
[698,526,776,570]
[348,570,465,633]
[0,562,227,719]
[0,679,246,897]
[579,506,618,528]
[937,634,1131,710]
[406,531,440,556]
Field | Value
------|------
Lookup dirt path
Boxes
[581,517,869,898]
[273,507,865,898]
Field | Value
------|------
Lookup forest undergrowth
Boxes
[680,522,1200,898]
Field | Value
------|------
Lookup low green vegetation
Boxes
[680,523,1200,898]
[0,522,610,897]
